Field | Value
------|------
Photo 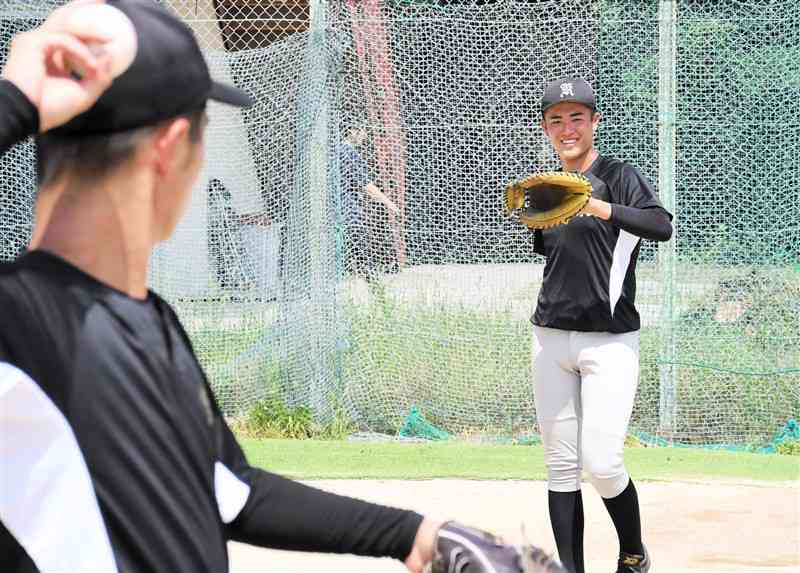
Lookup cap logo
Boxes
[560,82,575,99]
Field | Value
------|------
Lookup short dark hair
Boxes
[36,108,207,188]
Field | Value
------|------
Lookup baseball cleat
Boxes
[615,545,650,573]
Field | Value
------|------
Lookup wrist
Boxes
[587,197,612,220]
[1,75,34,106]
[404,517,441,571]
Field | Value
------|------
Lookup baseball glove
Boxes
[428,521,566,573]
[505,171,592,229]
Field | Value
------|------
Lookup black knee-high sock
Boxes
[548,490,584,573]
[602,478,644,555]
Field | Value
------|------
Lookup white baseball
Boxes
[63,3,138,78]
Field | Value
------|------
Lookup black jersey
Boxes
[532,155,670,333]
[0,251,421,572]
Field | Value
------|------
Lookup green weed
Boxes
[776,440,800,456]
[235,396,355,440]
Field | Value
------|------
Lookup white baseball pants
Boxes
[531,326,640,499]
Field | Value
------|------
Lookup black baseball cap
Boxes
[540,77,596,116]
[53,0,252,136]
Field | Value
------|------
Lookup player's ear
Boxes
[592,111,602,130]
[153,117,191,177]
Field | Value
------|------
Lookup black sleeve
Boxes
[609,204,673,242]
[229,465,423,560]
[215,416,423,560]
[0,80,38,154]
[605,163,674,241]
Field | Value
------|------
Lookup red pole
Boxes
[345,0,407,267]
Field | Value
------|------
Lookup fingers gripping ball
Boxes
[64,3,138,78]
[428,521,567,573]
[505,171,593,230]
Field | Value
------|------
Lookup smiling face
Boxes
[541,101,601,172]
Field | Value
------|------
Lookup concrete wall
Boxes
[152,1,264,298]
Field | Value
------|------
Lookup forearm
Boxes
[364,183,393,207]
[228,468,424,560]
[609,204,673,241]
[583,198,672,241]
[0,80,38,154]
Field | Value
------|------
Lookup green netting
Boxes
[399,406,452,441]
[0,0,797,449]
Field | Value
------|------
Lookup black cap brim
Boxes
[209,81,253,108]
[542,99,597,115]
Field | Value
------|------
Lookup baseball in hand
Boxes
[64,3,138,78]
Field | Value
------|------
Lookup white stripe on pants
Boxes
[532,326,640,499]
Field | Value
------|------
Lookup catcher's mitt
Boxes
[505,171,592,229]
[428,521,566,573]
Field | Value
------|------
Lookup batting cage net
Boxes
[0,0,797,449]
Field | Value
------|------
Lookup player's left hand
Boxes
[414,521,567,573]
[580,197,612,220]
[403,517,438,572]
[2,0,115,132]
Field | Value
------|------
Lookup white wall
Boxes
[151,1,262,298]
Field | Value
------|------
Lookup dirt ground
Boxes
[228,479,799,573]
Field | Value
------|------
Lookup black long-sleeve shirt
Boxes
[0,111,422,573]
[532,155,673,333]
[0,79,38,153]
[609,202,672,242]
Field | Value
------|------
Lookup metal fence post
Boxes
[657,0,678,434]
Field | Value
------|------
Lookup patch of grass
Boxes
[234,397,355,440]
[777,440,800,456]
[624,434,646,448]
[183,273,798,448]
[188,321,288,417]
[340,298,797,447]
[341,302,534,435]
[239,439,800,483]
[191,323,268,369]
[241,398,314,439]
